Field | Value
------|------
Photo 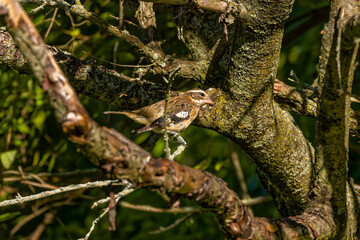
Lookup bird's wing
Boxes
[104,100,166,126]
[137,98,193,133]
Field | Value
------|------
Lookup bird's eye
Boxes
[200,93,205,97]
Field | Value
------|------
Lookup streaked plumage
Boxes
[104,89,214,134]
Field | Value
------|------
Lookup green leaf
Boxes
[0,212,20,222]
[32,151,40,167]
[33,111,47,130]
[48,154,56,172]
[1,150,17,169]
[70,28,81,37]
[214,161,225,172]
[17,122,30,134]
[38,152,51,167]
[194,157,212,170]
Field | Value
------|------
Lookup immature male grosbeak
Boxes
[104,89,214,134]
[104,89,214,159]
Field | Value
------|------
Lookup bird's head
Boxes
[186,89,214,107]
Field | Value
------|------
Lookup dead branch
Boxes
[119,201,202,213]
[0,180,127,207]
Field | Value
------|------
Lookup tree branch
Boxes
[0,180,127,207]
[312,0,360,238]
[18,0,209,81]
[135,2,165,58]
[139,0,246,15]
[273,79,360,138]
[196,0,314,216]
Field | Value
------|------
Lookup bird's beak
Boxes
[205,97,214,105]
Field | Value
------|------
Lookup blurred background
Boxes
[0,0,359,239]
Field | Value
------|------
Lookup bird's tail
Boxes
[104,110,150,125]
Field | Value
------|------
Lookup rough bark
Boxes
[312,0,360,238]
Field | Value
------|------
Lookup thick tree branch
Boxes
[313,0,360,238]
[273,79,318,117]
[139,0,247,15]
[193,0,315,216]
[0,180,127,207]
[273,79,360,138]
[135,2,165,58]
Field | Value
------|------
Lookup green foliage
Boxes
[0,150,17,169]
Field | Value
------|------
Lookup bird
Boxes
[104,89,214,160]
[104,89,214,134]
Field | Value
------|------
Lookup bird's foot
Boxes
[167,131,187,160]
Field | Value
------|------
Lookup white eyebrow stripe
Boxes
[176,111,189,118]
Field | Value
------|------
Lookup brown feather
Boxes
[104,89,213,133]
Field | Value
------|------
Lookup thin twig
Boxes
[4,168,100,178]
[54,214,74,240]
[10,199,73,236]
[110,15,138,28]
[28,1,47,15]
[29,210,57,240]
[149,213,193,234]
[0,180,127,207]
[91,181,135,208]
[119,0,124,28]
[20,180,58,190]
[335,8,344,90]
[163,68,181,160]
[44,8,58,41]
[229,141,250,199]
[19,0,156,59]
[242,196,273,206]
[119,201,202,214]
[90,54,155,68]
[163,80,172,159]
[288,70,318,91]
[288,70,360,103]
[80,182,135,240]
[347,38,360,99]
[79,207,109,240]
